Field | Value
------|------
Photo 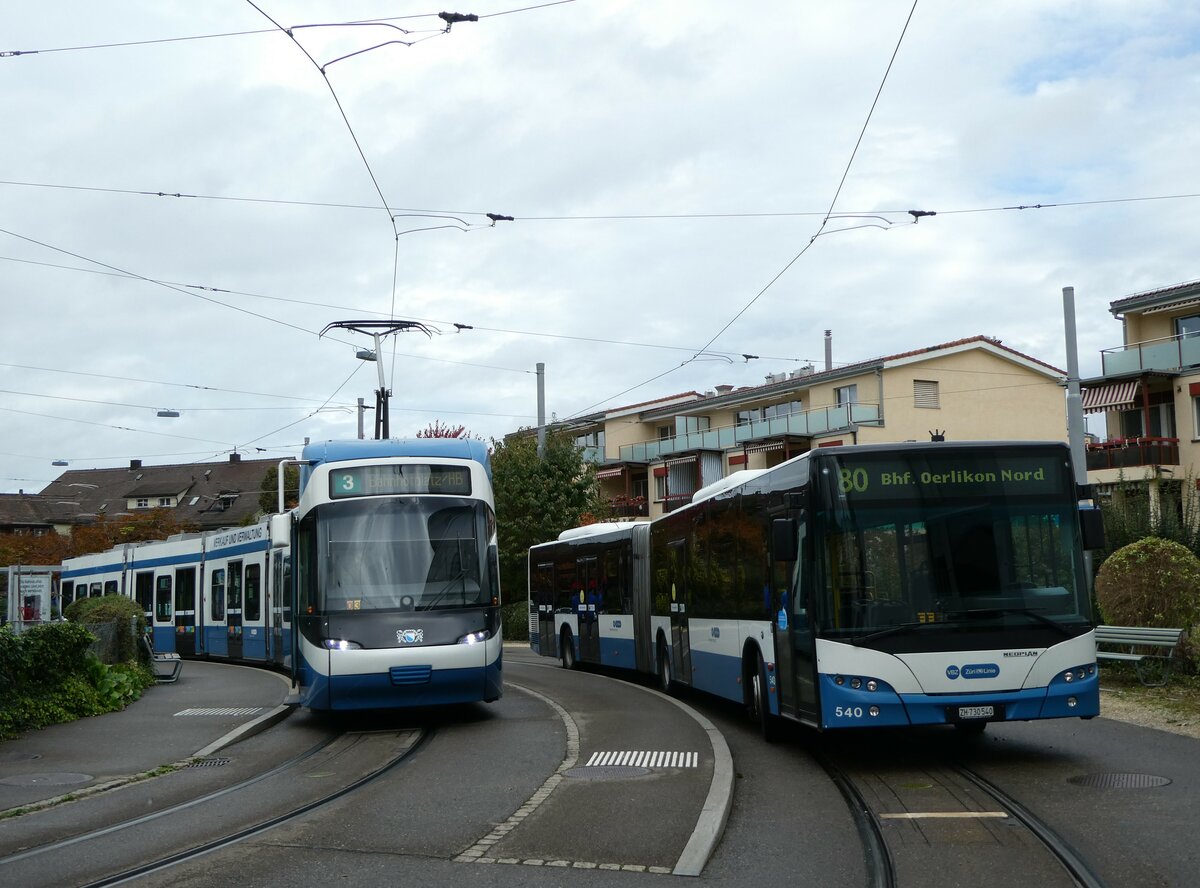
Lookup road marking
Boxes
[586,750,699,768]
[174,707,263,717]
[879,812,1009,819]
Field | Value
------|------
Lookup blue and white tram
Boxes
[269,438,503,711]
[60,521,290,666]
[531,440,1105,734]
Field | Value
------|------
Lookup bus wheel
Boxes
[749,652,778,742]
[560,631,576,669]
[656,641,672,694]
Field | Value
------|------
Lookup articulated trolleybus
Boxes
[530,440,1103,734]
[270,438,503,710]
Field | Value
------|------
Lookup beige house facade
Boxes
[557,335,1070,520]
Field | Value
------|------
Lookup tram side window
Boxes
[211,569,226,621]
[155,575,172,622]
[104,580,119,596]
[282,554,293,622]
[62,581,75,608]
[90,582,102,598]
[245,563,261,621]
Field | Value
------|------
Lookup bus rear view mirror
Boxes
[771,518,798,562]
[1079,506,1105,551]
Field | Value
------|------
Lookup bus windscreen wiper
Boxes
[945,606,1075,639]
[852,621,936,646]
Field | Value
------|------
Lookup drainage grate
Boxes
[1068,772,1172,789]
[565,766,652,780]
[173,707,263,717]
[187,757,231,768]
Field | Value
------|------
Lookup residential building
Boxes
[31,454,281,532]
[552,334,1070,519]
[1080,278,1200,513]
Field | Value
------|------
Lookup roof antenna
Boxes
[930,429,946,442]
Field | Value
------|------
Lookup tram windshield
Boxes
[300,497,495,613]
[811,448,1091,648]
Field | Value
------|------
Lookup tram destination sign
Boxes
[827,453,1068,501]
[329,463,472,498]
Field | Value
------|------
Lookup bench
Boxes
[1095,625,1185,687]
[140,635,183,684]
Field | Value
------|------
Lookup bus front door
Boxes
[577,556,601,663]
[668,540,692,685]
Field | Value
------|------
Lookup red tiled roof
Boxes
[1110,278,1200,310]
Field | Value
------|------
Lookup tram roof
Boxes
[301,438,492,479]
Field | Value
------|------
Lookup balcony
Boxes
[618,402,882,462]
[608,496,649,518]
[1085,437,1180,471]
[1101,333,1200,375]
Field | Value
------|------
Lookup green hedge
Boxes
[0,618,154,740]
[65,594,147,664]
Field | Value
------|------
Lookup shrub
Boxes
[1095,536,1200,668]
[65,594,146,664]
[501,600,529,643]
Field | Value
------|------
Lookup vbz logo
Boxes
[945,665,961,680]
[711,626,720,639]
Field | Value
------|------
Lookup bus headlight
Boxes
[458,630,490,645]
[323,639,362,650]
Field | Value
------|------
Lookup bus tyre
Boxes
[750,652,778,742]
[560,631,576,670]
[656,641,672,694]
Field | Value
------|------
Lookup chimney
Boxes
[229,453,242,463]
[715,384,734,395]
[824,330,833,371]
[130,459,142,470]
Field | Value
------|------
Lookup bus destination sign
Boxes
[329,463,472,499]
[828,454,1067,501]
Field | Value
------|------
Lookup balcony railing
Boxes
[1085,437,1180,471]
[1101,333,1200,375]
[617,402,882,463]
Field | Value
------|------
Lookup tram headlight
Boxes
[323,638,362,651]
[458,630,490,645]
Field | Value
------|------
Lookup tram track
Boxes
[813,734,1106,888]
[0,727,432,888]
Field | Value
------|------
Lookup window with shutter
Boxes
[914,379,940,409]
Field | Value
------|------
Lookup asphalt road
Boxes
[7,649,1199,887]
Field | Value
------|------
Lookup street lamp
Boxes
[157,409,180,418]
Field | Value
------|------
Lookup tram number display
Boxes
[329,464,472,498]
[829,453,1066,501]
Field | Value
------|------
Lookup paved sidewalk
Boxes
[0,660,293,814]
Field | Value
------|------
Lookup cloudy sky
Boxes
[3,1,1198,494]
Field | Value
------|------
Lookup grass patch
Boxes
[1099,663,1200,722]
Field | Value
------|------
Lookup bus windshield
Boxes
[307,497,492,613]
[812,448,1091,646]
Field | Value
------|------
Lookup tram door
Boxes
[153,574,174,652]
[271,551,289,668]
[531,561,555,656]
[667,539,693,685]
[243,562,264,660]
[134,572,154,631]
[227,560,244,659]
[576,556,601,663]
[174,567,197,656]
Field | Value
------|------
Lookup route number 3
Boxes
[838,468,868,494]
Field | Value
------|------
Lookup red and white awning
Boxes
[595,467,624,480]
[1082,381,1140,414]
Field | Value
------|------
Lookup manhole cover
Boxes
[0,752,41,764]
[565,766,651,780]
[0,772,93,787]
[187,757,231,768]
[1068,772,1172,789]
